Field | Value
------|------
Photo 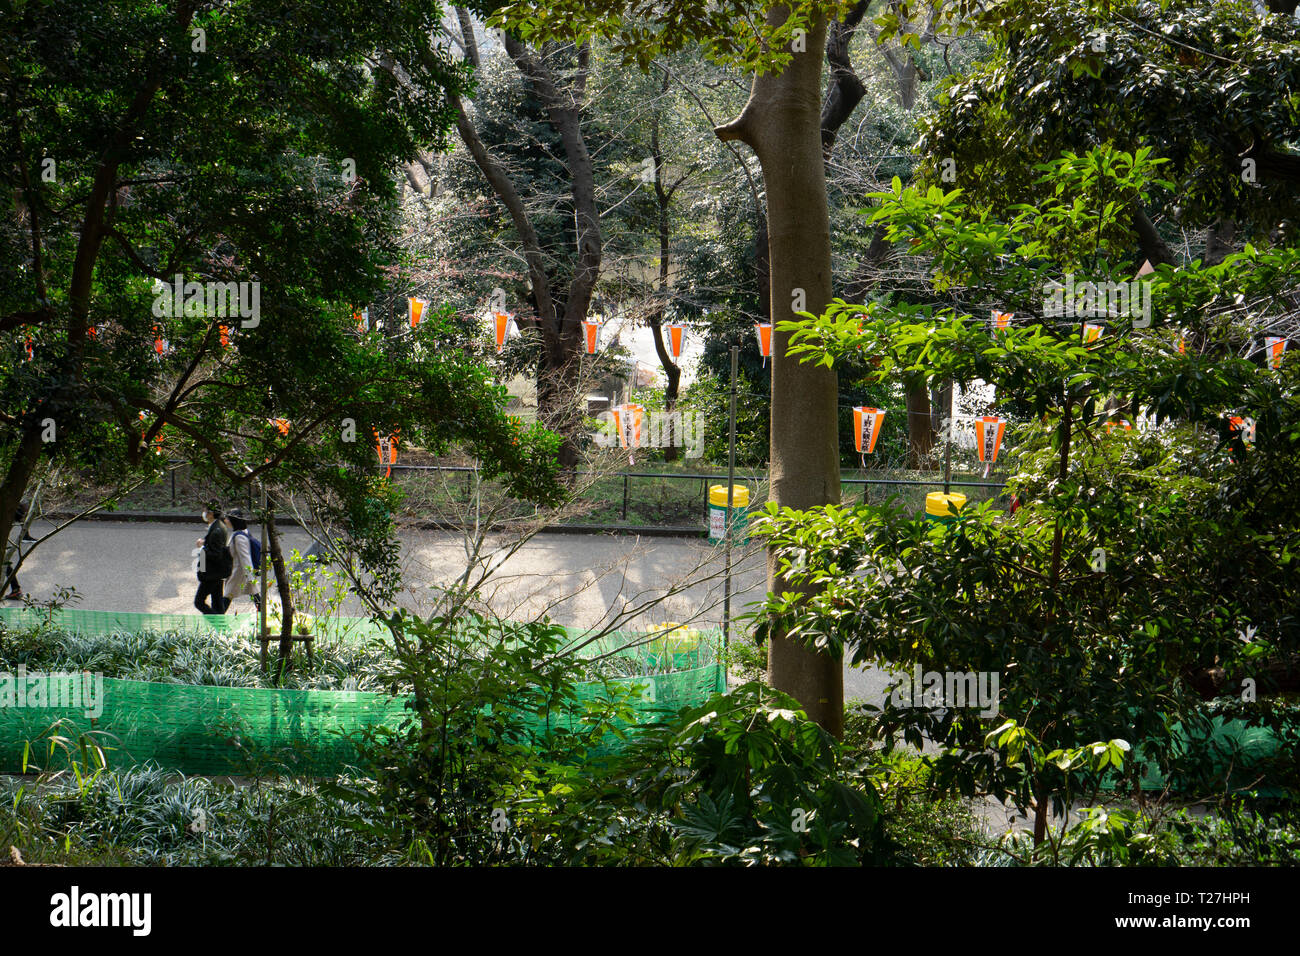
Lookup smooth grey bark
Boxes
[718,10,843,735]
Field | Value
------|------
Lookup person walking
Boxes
[194,504,232,614]
[222,510,262,613]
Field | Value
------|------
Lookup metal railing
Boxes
[146,461,1006,526]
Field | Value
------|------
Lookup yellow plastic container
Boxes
[708,485,750,541]
[925,491,967,526]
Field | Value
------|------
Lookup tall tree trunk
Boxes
[903,378,935,469]
[1204,218,1236,266]
[648,75,683,461]
[820,1,869,161]
[265,502,296,683]
[439,35,599,477]
[718,10,842,736]
[1,4,198,590]
[1131,202,1177,267]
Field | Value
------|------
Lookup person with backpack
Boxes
[222,510,262,613]
[194,504,232,614]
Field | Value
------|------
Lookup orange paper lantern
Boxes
[1229,415,1255,445]
[667,323,685,360]
[1082,322,1103,344]
[852,406,885,457]
[612,403,645,449]
[975,416,1006,463]
[494,312,514,353]
[374,428,400,478]
[583,319,601,354]
[991,310,1012,333]
[408,297,427,329]
[1265,336,1287,369]
[755,323,772,366]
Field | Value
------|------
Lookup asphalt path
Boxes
[8,519,893,705]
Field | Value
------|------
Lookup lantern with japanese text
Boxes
[975,416,1006,463]
[991,310,1012,333]
[852,406,885,466]
[375,428,400,478]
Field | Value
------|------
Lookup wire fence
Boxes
[64,460,1008,532]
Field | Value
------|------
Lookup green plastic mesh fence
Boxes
[0,608,726,776]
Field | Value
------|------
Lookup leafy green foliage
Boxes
[481,0,856,73]
[759,144,1300,845]
[910,0,1300,237]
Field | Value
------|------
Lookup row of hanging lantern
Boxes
[152,324,229,356]
[993,308,1291,365]
[261,416,401,473]
[577,318,690,360]
[351,299,715,364]
[21,321,230,363]
[987,307,1289,454]
[849,405,1010,470]
[351,297,427,334]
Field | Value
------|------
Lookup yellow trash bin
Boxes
[925,491,967,527]
[708,485,750,541]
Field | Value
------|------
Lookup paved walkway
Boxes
[9,519,891,703]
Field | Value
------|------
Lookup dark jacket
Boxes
[197,520,230,582]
